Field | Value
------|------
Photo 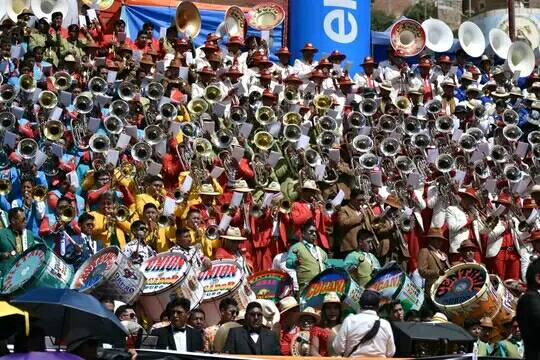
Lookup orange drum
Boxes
[431,263,500,325]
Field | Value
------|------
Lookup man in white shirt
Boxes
[333,290,396,357]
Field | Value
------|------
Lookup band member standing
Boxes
[123,220,156,265]
[0,208,39,275]
[417,228,451,301]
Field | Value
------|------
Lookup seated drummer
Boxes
[170,227,212,271]
[344,229,381,287]
[0,207,40,275]
[64,212,102,270]
[122,220,156,265]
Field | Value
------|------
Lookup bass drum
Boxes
[198,259,255,326]
[248,270,293,302]
[431,263,500,325]
[1,245,73,295]
[71,246,146,304]
[490,274,517,341]
[138,252,204,322]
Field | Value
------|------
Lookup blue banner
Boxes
[121,5,283,61]
[289,0,371,75]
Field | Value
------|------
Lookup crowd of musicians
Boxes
[0,4,540,358]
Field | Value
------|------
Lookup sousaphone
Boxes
[507,40,535,77]
[225,5,246,38]
[247,2,285,31]
[175,1,201,39]
[7,0,31,22]
[31,0,67,22]
[390,19,426,57]
[422,18,453,53]
[458,21,486,58]
[81,0,114,11]
[489,28,512,60]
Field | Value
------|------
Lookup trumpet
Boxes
[0,178,12,195]
[205,225,219,240]
[58,206,76,223]
[115,205,131,222]
[131,141,153,162]
[39,91,58,109]
[173,187,185,204]
[144,125,164,145]
[74,94,93,114]
[89,134,111,153]
[88,77,108,96]
[53,71,72,91]
[204,84,222,103]
[110,100,129,119]
[19,74,36,93]
[43,120,64,142]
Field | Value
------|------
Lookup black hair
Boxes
[130,220,145,233]
[189,308,206,318]
[526,258,540,290]
[301,219,316,233]
[8,207,24,222]
[114,305,135,318]
[78,212,95,225]
[136,30,146,39]
[219,298,239,312]
[175,227,190,237]
[245,301,262,314]
[68,24,79,32]
[166,297,191,315]
[99,190,116,202]
[115,20,125,27]
[187,208,201,217]
[94,169,110,180]
[464,318,481,330]
[51,12,63,20]
[146,175,163,184]
[404,310,421,321]
[143,203,158,212]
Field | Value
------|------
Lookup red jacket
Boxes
[290,200,330,250]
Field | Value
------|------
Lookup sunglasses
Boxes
[123,313,136,319]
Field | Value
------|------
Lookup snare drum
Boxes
[366,262,424,312]
[198,259,255,326]
[1,245,73,295]
[71,246,146,304]
[139,252,204,322]
[431,263,500,325]
[248,270,293,302]
[300,268,363,313]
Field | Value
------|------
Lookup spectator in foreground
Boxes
[517,258,540,359]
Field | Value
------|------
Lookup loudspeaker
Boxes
[391,321,475,357]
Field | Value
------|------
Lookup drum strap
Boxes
[345,319,381,357]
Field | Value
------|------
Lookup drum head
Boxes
[300,268,352,311]
[71,246,119,291]
[433,264,487,306]
[366,262,404,299]
[248,270,293,302]
[1,245,48,294]
[199,259,243,301]
[140,252,190,295]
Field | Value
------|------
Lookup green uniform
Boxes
[493,338,523,358]
[0,228,38,277]
[344,250,381,287]
[286,240,328,290]
[60,38,86,59]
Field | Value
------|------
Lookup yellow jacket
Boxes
[186,227,221,258]
[144,224,177,253]
[130,193,161,219]
[81,168,134,192]
[89,211,130,248]
[175,172,224,219]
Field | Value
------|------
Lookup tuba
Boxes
[317,116,337,132]
[16,138,38,160]
[490,145,509,163]
[403,116,421,135]
[32,185,47,201]
[435,116,454,133]
[144,125,164,145]
[256,106,275,125]
[39,91,58,109]
[395,96,411,113]
[360,98,378,117]
[175,0,201,38]
[104,116,124,135]
[118,82,138,102]
[348,111,367,129]
[426,99,442,115]
[89,134,110,153]
[503,109,519,125]
[187,98,209,117]
[74,94,93,114]
[205,225,219,240]
[459,133,477,153]
[131,141,153,161]
[412,132,431,149]
[507,41,535,78]
[43,120,64,141]
[230,106,247,123]
[390,19,426,57]
[458,21,486,58]
[193,138,212,158]
[380,137,400,157]
[53,71,72,91]
[0,112,15,131]
[352,135,373,153]
[378,114,397,133]
[253,131,274,151]
[0,84,16,103]
[19,74,36,93]
[159,102,178,120]
[359,152,379,169]
[504,164,523,183]
[110,100,129,119]
[214,128,234,149]
[204,84,222,103]
[145,82,164,101]
[528,130,540,146]
[284,85,299,104]
[489,28,512,60]
[283,124,301,143]
[422,18,453,53]
[88,77,107,96]
[224,5,245,38]
[313,94,332,115]
[318,130,336,148]
[436,153,455,173]
[282,112,302,125]
[180,122,198,138]
[503,124,523,142]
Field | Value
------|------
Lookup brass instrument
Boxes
[395,96,411,113]
[180,122,198,138]
[39,91,58,109]
[118,82,139,102]
[58,206,76,223]
[110,100,129,119]
[74,94,94,114]
[359,152,379,169]
[214,129,234,149]
[53,71,72,91]
[145,82,164,101]
[88,77,108,96]
[157,213,171,227]
[284,85,300,103]
[253,131,274,151]
[305,148,321,167]
[504,164,523,183]
[115,205,130,222]
[317,130,336,148]
[159,102,178,120]
[248,90,262,106]
[503,124,523,143]
[205,225,219,240]
[173,187,185,204]
[459,133,477,153]
[528,130,540,146]
[19,74,36,94]
[89,134,111,153]
[256,106,275,126]
[317,116,337,132]
[187,98,209,117]
[279,199,291,213]
[360,98,378,117]
[490,145,509,163]
[403,117,421,135]
[426,99,442,114]
[322,167,339,185]
[144,125,164,145]
[0,178,12,195]
[380,137,400,157]
[503,109,519,125]
[131,141,153,162]
[466,127,485,142]
[104,116,125,135]
[436,153,455,173]
[283,124,301,142]
[71,116,90,150]
[313,94,332,115]
[0,84,16,103]
[412,132,431,149]
[474,104,486,119]
[193,138,212,158]
[348,111,367,130]
[16,138,38,160]
[43,120,64,141]
[378,115,397,133]
[175,1,201,38]
[435,115,453,133]
[252,152,269,187]
[282,112,302,125]
[204,84,223,103]
[230,106,247,123]
[0,112,15,132]
[395,155,415,174]
[351,134,373,153]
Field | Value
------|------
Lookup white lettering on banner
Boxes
[323,0,358,44]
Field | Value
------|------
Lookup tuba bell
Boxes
[19,74,36,93]
[282,112,302,125]
[88,77,107,96]
[0,178,11,195]
[426,99,442,114]
[313,94,332,115]
[110,100,129,119]
[0,84,16,103]
[503,109,519,125]
[378,114,397,133]
[205,225,220,240]
[489,28,512,60]
[145,81,164,101]
[352,134,373,153]
[305,148,321,167]
[159,102,178,120]
[204,84,222,103]
[503,124,523,142]
[403,116,421,135]
[360,98,378,117]
[39,90,58,109]
[348,111,367,129]
[395,155,414,174]
[458,21,486,58]
[318,130,336,148]
[16,138,38,160]
[53,71,72,91]
[32,185,47,201]
[436,153,455,173]
[283,124,301,143]
[490,145,509,163]
[459,134,477,153]
[89,134,110,153]
[528,130,540,146]
[180,122,198,138]
[379,137,400,157]
[435,115,454,133]
[131,141,153,161]
[115,205,130,222]
[412,132,431,149]
[395,96,411,113]
[507,40,535,78]
[230,106,247,123]
[390,19,426,57]
[104,115,124,135]
[193,138,212,158]
[359,152,379,169]
[43,120,64,141]
[284,85,299,103]
[118,82,138,102]
[0,112,15,131]
[74,94,94,114]
[317,116,337,132]
[187,98,209,116]
[175,0,201,38]
[256,106,275,125]
[173,188,185,204]
[422,18,453,53]
[144,125,164,145]
[504,164,523,183]
[215,128,234,149]
[253,131,274,151]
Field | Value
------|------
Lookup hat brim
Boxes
[233,188,253,193]
[426,234,447,241]
[302,186,320,192]
[458,191,481,203]
[221,235,247,241]
[279,304,299,314]
[329,55,346,61]
[199,191,220,196]
[380,86,393,91]
[297,312,321,322]
[493,200,513,206]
